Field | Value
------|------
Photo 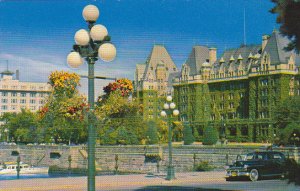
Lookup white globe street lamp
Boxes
[82,5,100,22]
[74,29,90,46]
[98,43,117,62]
[161,95,179,180]
[67,5,116,191]
[90,24,108,41]
[67,52,84,68]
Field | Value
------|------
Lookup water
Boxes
[0,173,84,181]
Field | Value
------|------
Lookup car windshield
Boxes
[244,153,254,161]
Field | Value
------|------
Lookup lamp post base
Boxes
[166,165,175,180]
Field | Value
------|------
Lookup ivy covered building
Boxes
[134,44,179,119]
[173,30,300,142]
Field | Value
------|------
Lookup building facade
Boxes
[134,44,179,119]
[173,30,300,142]
[0,69,51,115]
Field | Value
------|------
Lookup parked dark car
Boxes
[225,151,286,181]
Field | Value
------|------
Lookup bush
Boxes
[183,122,194,145]
[203,126,219,145]
[144,154,161,163]
[195,161,214,171]
[145,120,159,144]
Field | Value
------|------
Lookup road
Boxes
[0,171,299,191]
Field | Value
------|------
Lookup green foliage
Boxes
[1,109,40,143]
[145,120,159,144]
[203,125,219,145]
[39,71,88,144]
[195,161,214,171]
[270,0,300,52]
[144,154,161,163]
[284,158,300,185]
[97,91,146,145]
[274,96,300,129]
[279,123,300,145]
[173,121,183,142]
[183,122,194,145]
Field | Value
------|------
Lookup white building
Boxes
[0,69,51,115]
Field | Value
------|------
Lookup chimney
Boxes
[16,70,19,80]
[209,47,217,64]
[262,35,270,51]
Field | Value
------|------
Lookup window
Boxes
[30,93,36,97]
[2,99,8,103]
[11,92,17,97]
[261,79,268,86]
[21,93,26,97]
[220,103,224,110]
[240,92,244,98]
[30,100,36,104]
[20,99,26,104]
[229,102,234,109]
[30,106,36,110]
[229,93,234,100]
[11,105,17,110]
[2,92,8,96]
[11,99,17,103]
[1,105,7,110]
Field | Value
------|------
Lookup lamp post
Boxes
[67,5,116,191]
[160,95,179,180]
[293,133,296,147]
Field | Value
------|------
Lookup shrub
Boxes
[183,122,194,145]
[203,125,219,145]
[145,120,159,144]
[195,161,214,171]
[144,154,161,163]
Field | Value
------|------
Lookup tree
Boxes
[173,121,184,142]
[274,96,300,129]
[96,88,146,145]
[145,120,159,145]
[279,123,300,145]
[102,78,133,98]
[203,125,219,145]
[39,71,88,144]
[183,122,194,145]
[3,109,40,143]
[270,0,300,52]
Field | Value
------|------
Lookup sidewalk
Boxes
[0,171,224,191]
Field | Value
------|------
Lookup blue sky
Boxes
[0,0,278,95]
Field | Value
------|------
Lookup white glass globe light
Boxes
[67,52,83,68]
[173,109,179,116]
[163,103,169,110]
[160,111,167,117]
[82,5,99,22]
[90,24,108,41]
[98,43,116,62]
[166,96,172,102]
[170,103,176,109]
[74,29,90,46]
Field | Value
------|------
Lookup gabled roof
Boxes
[185,46,210,76]
[142,44,177,80]
[263,30,300,65]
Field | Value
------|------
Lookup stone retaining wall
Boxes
[0,145,298,173]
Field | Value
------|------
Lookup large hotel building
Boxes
[0,69,51,115]
[135,30,300,142]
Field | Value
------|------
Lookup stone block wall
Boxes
[0,145,299,174]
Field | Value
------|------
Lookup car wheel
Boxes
[249,169,259,181]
